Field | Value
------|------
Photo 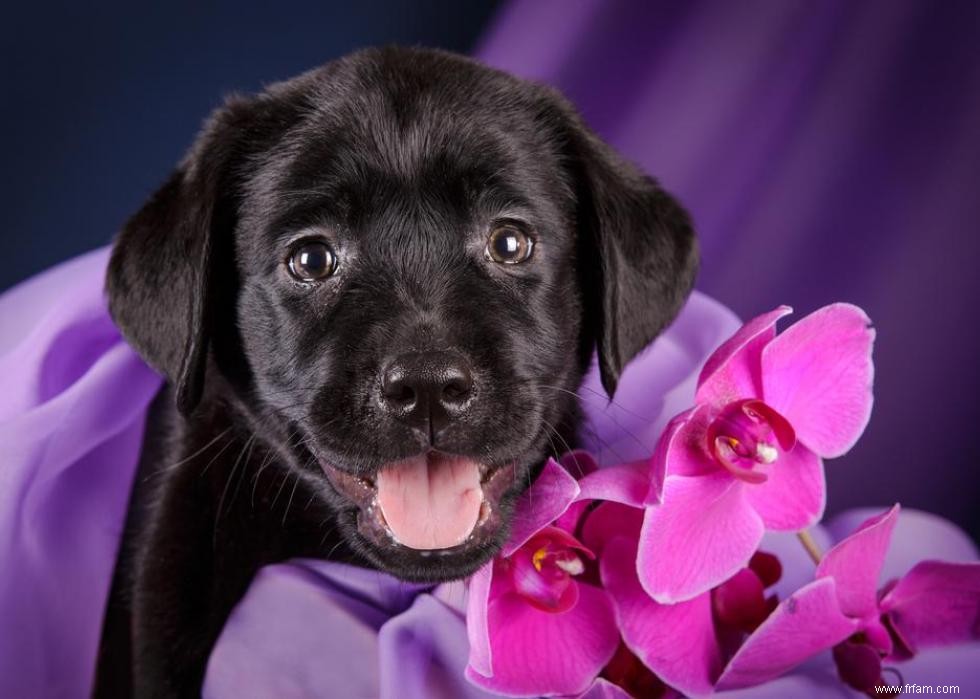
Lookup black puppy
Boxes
[94,46,697,697]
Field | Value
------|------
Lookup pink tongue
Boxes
[376,454,483,550]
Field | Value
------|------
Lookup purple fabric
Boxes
[0,248,162,697]
[202,563,495,699]
[475,0,980,539]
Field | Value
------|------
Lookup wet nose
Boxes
[380,351,474,438]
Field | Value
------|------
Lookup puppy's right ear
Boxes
[106,99,250,414]
[540,88,699,398]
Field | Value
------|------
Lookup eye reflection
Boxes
[486,225,534,264]
[287,241,336,281]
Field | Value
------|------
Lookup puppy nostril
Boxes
[441,369,473,403]
[391,384,416,407]
[382,374,417,409]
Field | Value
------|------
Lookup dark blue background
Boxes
[0,1,499,291]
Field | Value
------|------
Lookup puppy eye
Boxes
[485,225,534,264]
[287,241,337,281]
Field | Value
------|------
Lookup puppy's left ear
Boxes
[550,92,699,397]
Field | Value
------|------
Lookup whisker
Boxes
[151,427,232,477]
[228,435,257,511]
[538,383,654,460]
[281,470,303,527]
[212,434,255,548]
[268,469,291,510]
[198,436,237,478]
[539,415,575,460]
[250,444,281,510]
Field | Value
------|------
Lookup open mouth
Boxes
[322,452,516,555]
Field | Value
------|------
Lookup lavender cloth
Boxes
[2,248,977,698]
[0,248,162,697]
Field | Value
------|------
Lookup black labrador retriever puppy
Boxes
[94,46,697,697]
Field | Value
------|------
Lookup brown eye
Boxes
[287,241,336,281]
[486,225,534,264]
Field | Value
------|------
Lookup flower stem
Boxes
[797,529,823,565]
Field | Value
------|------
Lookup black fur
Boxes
[95,46,697,697]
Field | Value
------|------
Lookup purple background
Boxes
[479,0,980,539]
[2,0,977,538]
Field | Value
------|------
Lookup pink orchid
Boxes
[718,505,980,695]
[598,643,676,698]
[582,501,785,697]
[465,454,621,697]
[639,304,875,603]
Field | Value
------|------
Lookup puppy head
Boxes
[107,47,697,581]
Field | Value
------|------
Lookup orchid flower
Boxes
[639,304,875,603]
[589,497,786,697]
[464,454,621,697]
[717,505,980,695]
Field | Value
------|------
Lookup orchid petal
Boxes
[826,507,979,579]
[761,303,874,458]
[555,500,592,535]
[580,502,644,558]
[743,443,825,531]
[601,536,722,697]
[712,568,768,633]
[832,639,885,694]
[578,460,651,508]
[465,586,619,697]
[651,405,717,492]
[638,474,764,603]
[696,306,792,406]
[560,450,600,478]
[881,560,980,653]
[748,551,783,589]
[816,505,899,618]
[573,678,635,699]
[600,643,677,698]
[717,577,859,690]
[504,458,581,557]
[465,563,494,678]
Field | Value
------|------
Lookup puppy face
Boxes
[107,47,697,582]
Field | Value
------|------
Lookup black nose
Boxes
[380,351,474,439]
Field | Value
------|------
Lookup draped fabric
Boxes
[0,249,161,697]
[3,4,980,690]
[475,0,980,538]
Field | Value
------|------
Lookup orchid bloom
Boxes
[639,304,875,603]
[717,505,980,695]
[590,496,786,697]
[465,454,621,697]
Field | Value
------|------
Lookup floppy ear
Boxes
[555,98,699,397]
[106,100,249,414]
